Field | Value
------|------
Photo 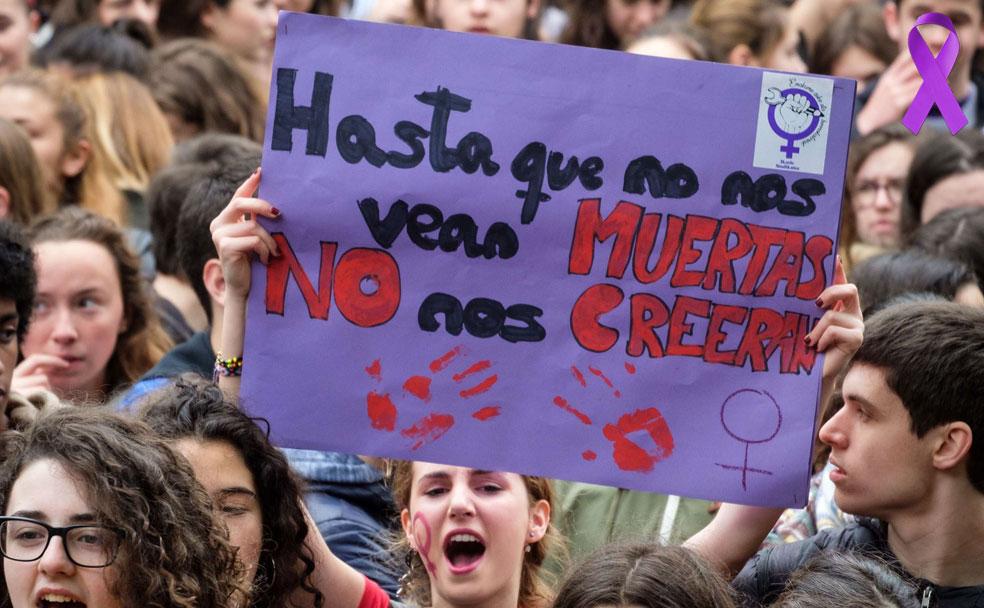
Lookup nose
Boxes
[919,23,949,56]
[468,0,490,17]
[133,0,159,28]
[447,484,476,519]
[818,406,848,449]
[50,308,78,345]
[38,536,76,577]
[873,184,895,210]
[633,2,660,29]
[266,2,280,27]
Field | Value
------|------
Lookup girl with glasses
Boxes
[0,407,241,607]
[840,125,915,271]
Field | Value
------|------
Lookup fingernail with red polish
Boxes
[815,298,824,307]
[271,207,281,216]
[803,335,812,346]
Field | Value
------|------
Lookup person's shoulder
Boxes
[732,520,887,606]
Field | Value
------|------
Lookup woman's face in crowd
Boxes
[921,169,984,224]
[831,44,887,94]
[435,0,538,39]
[0,0,34,78]
[605,0,669,47]
[23,240,126,397]
[851,141,914,248]
[176,439,264,591]
[761,25,807,73]
[0,85,79,199]
[203,0,279,66]
[401,464,548,608]
[97,0,160,30]
[4,458,122,608]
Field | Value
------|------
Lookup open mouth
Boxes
[37,593,86,608]
[444,532,486,572]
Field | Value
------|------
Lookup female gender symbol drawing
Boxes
[765,87,823,159]
[715,388,782,491]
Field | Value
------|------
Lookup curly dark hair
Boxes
[0,221,36,341]
[138,376,324,608]
[0,407,242,607]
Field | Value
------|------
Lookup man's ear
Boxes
[60,139,91,179]
[200,1,220,32]
[527,498,550,544]
[727,43,755,67]
[202,258,226,309]
[884,2,902,44]
[0,187,10,220]
[933,421,973,473]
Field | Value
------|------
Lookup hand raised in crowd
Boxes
[208,167,282,302]
[10,353,69,397]
[807,256,864,384]
[855,51,923,136]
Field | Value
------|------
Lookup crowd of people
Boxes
[0,0,983,606]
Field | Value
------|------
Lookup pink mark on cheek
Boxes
[412,512,438,575]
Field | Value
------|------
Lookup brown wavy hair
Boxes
[0,118,55,225]
[689,0,787,64]
[149,39,266,143]
[0,407,243,607]
[29,207,171,396]
[391,460,558,608]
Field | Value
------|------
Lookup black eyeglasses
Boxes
[0,516,124,568]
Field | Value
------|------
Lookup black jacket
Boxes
[732,519,984,607]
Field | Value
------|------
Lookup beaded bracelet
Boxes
[214,352,244,379]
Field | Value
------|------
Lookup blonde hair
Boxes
[0,117,56,224]
[690,0,788,64]
[71,71,174,194]
[0,69,127,225]
[390,460,558,608]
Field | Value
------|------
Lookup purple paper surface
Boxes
[243,12,854,507]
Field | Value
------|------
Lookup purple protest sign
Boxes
[243,12,855,507]
[902,12,968,135]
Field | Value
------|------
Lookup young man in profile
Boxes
[692,300,984,606]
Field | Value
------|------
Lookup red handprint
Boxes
[364,346,501,450]
[554,362,674,473]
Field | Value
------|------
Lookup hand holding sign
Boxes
[807,257,863,383]
[209,169,281,301]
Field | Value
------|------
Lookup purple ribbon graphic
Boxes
[902,12,968,135]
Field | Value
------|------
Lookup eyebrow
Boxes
[9,511,97,523]
[845,393,880,412]
[418,471,451,484]
[0,313,17,326]
[217,487,257,499]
